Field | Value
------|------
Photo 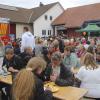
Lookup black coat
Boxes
[44,63,74,86]
[2,55,24,70]
[19,52,34,66]
[11,75,52,100]
[59,39,64,53]
[34,76,52,100]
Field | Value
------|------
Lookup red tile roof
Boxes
[52,3,100,28]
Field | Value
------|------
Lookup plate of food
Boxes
[44,83,59,93]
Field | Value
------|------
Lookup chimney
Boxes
[39,2,44,7]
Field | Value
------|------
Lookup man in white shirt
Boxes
[21,27,35,53]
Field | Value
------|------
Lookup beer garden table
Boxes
[0,74,12,85]
[0,74,88,100]
[44,82,88,100]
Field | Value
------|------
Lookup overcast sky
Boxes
[0,0,100,9]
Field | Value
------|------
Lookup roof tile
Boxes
[52,3,100,28]
[0,2,58,23]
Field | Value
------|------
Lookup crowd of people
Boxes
[0,27,100,100]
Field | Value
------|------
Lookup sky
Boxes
[0,0,100,9]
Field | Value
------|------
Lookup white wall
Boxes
[16,23,33,38]
[33,3,64,37]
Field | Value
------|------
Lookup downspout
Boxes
[28,11,34,23]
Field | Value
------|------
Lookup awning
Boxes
[76,23,100,32]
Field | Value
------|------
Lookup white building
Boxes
[0,2,64,38]
[33,2,64,37]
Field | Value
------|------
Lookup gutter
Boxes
[28,11,34,23]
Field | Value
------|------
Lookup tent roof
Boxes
[76,23,100,32]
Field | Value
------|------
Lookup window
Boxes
[45,15,47,20]
[42,30,46,35]
[50,30,51,35]
[50,16,53,20]
[48,30,52,36]
[48,30,49,35]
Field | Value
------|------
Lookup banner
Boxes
[0,23,9,35]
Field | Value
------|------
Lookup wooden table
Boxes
[53,86,88,100]
[45,82,88,100]
[0,74,12,85]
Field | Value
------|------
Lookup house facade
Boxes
[16,23,33,38]
[33,3,64,37]
[0,2,64,39]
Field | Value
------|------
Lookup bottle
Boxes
[2,65,8,75]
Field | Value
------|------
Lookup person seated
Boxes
[56,37,65,53]
[96,44,100,64]
[84,41,90,50]
[49,39,59,54]
[87,46,96,60]
[81,38,86,45]
[35,38,43,56]
[12,68,52,100]
[14,41,21,55]
[63,46,80,69]
[90,39,97,50]
[19,47,34,66]
[0,48,23,100]
[77,44,86,58]
[42,48,51,66]
[5,42,13,51]
[22,57,52,100]
[2,48,23,73]
[76,53,100,99]
[44,52,74,86]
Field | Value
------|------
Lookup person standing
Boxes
[21,27,35,53]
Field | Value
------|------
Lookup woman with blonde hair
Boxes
[76,53,100,99]
[35,38,43,56]
[12,57,52,100]
[12,69,35,100]
[26,57,46,72]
